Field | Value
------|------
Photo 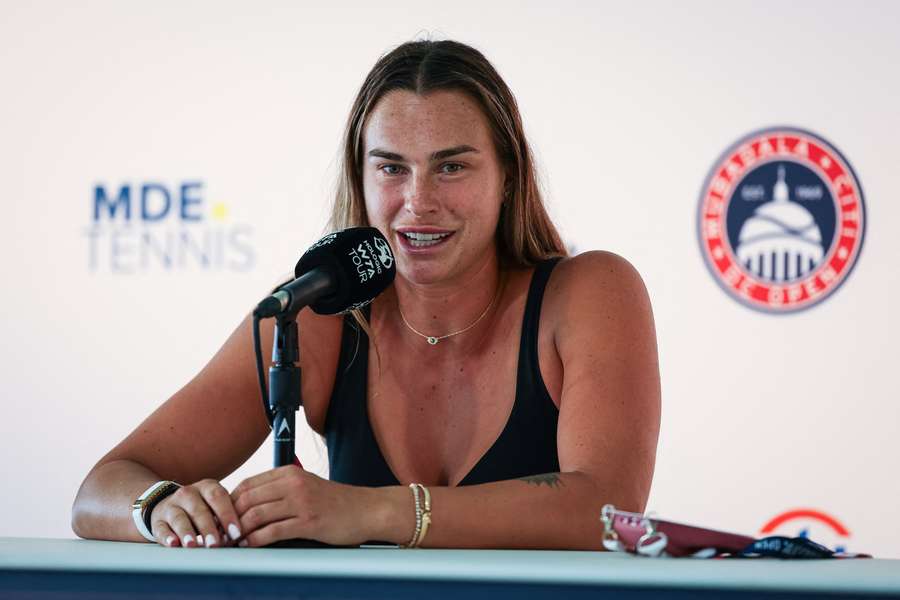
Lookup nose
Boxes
[403,173,439,217]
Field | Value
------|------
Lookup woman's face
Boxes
[362,89,506,286]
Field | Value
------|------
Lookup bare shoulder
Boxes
[545,250,653,332]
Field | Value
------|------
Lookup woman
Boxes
[72,40,660,550]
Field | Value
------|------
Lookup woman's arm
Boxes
[385,252,660,548]
[375,471,608,549]
[71,459,177,543]
[71,313,274,543]
[71,307,342,545]
[231,251,661,549]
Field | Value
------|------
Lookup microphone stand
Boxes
[266,310,342,548]
[270,312,301,468]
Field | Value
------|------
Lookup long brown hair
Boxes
[329,39,566,267]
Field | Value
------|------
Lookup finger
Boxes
[240,517,302,548]
[179,486,223,548]
[233,481,286,519]
[210,515,234,547]
[231,465,298,500]
[165,506,200,548]
[238,500,295,539]
[152,521,180,548]
[198,482,243,544]
[217,520,235,547]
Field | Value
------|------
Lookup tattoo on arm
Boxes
[517,473,563,488]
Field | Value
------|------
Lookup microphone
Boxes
[253,227,396,318]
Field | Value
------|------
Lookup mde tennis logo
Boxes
[85,180,255,273]
[698,128,866,313]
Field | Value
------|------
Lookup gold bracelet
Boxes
[400,483,423,548]
[414,484,431,547]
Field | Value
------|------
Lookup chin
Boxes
[396,259,452,286]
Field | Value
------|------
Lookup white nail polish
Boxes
[196,535,204,546]
[182,534,193,547]
[206,533,217,547]
[165,535,175,547]
[228,523,242,541]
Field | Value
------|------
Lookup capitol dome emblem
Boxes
[698,127,865,313]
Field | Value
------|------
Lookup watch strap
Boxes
[131,480,181,542]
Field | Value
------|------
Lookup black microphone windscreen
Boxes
[294,227,396,315]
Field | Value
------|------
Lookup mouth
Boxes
[396,228,455,250]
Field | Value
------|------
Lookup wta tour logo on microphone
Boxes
[348,234,394,284]
[85,180,255,273]
[698,128,866,312]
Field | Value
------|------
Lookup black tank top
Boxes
[324,258,562,487]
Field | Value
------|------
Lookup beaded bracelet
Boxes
[401,483,432,548]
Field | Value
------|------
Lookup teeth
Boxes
[402,232,451,241]
[400,231,451,248]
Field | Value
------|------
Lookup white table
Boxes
[1,537,898,599]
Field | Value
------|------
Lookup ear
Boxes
[503,175,513,201]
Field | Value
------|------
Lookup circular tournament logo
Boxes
[760,508,854,554]
[698,127,866,313]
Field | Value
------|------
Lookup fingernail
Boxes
[239,540,248,547]
[182,534,193,547]
[196,535,205,547]
[165,535,175,547]
[205,533,217,547]
[228,523,242,541]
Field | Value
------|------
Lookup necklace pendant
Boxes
[427,336,439,345]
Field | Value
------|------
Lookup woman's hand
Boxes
[231,466,377,547]
[150,479,243,548]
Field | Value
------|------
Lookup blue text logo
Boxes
[85,181,255,273]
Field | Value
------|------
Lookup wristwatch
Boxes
[131,481,181,542]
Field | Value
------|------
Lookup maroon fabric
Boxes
[610,510,756,557]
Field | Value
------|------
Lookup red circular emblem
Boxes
[698,127,865,312]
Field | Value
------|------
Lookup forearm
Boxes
[71,459,161,542]
[371,471,608,550]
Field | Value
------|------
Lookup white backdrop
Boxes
[2,0,898,557]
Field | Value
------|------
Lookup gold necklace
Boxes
[397,277,503,345]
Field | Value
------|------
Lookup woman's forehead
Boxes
[363,89,494,155]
